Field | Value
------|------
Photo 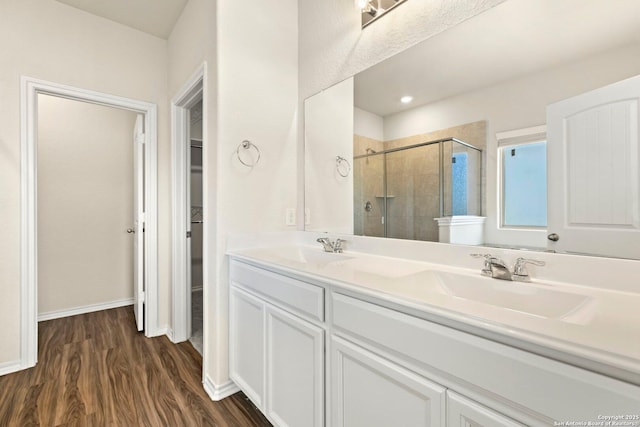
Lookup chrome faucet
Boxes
[316,237,346,253]
[471,254,545,282]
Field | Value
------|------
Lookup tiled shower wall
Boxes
[354,135,385,237]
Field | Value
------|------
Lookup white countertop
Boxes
[228,245,640,386]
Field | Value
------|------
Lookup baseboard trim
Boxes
[203,375,240,401]
[154,325,174,341]
[0,360,23,377]
[38,298,134,322]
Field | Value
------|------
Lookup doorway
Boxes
[188,100,204,354]
[171,64,207,357]
[20,77,159,369]
[36,95,138,323]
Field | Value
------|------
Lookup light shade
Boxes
[355,0,369,10]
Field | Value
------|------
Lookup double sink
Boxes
[263,246,592,321]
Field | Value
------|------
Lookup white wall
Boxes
[169,0,298,388]
[37,95,137,315]
[305,78,355,233]
[215,0,298,386]
[382,44,640,247]
[168,0,221,387]
[354,107,383,141]
[0,0,169,366]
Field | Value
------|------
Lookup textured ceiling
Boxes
[54,0,188,39]
[355,0,640,116]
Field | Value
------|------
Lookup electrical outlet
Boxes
[304,208,311,225]
[285,208,296,226]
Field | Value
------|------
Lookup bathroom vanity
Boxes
[228,244,640,427]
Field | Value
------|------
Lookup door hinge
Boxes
[186,231,192,238]
[139,291,145,304]
[137,133,145,144]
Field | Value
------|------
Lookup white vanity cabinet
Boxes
[228,257,640,427]
[229,260,325,427]
[331,291,640,426]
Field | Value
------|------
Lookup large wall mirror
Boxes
[304,0,640,259]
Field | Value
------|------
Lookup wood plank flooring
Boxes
[0,307,272,427]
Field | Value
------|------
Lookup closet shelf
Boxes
[191,206,203,223]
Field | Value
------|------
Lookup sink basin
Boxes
[270,247,353,267]
[396,270,591,319]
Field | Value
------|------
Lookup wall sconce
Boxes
[356,0,408,28]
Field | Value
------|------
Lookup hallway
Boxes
[0,307,270,426]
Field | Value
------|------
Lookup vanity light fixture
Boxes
[355,0,369,10]
[357,0,408,28]
[400,95,413,104]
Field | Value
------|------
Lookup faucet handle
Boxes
[512,257,545,279]
[334,238,346,253]
[470,253,494,276]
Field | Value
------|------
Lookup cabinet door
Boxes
[266,305,324,427]
[229,286,265,409]
[447,391,524,427]
[331,336,446,427]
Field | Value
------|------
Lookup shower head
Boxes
[366,148,377,154]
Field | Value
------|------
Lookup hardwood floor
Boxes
[0,307,271,427]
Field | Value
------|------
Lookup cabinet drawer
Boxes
[447,391,523,427]
[230,260,324,322]
[332,292,640,423]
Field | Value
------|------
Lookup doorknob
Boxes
[127,228,135,234]
[547,233,559,241]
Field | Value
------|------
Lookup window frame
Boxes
[496,125,548,230]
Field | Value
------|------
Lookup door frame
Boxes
[20,76,159,369]
[171,63,207,345]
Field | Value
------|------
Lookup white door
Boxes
[133,114,145,331]
[266,305,324,427]
[547,75,640,258]
[331,336,446,427]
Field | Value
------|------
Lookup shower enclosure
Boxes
[353,138,482,241]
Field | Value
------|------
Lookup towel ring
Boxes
[336,156,351,177]
[237,140,261,167]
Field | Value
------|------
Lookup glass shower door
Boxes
[385,144,441,241]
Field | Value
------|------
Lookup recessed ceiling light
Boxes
[400,96,413,104]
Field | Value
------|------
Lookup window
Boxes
[451,152,468,215]
[497,126,547,228]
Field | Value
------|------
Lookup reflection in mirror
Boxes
[354,137,482,241]
[305,0,640,259]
